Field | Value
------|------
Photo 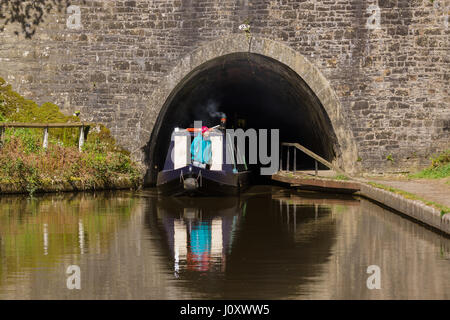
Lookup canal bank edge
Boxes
[359,183,450,235]
[272,172,449,235]
[1,173,448,235]
[0,176,139,195]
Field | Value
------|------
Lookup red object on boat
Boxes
[187,126,209,133]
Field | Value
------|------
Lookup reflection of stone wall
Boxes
[305,200,450,299]
[1,193,449,299]
[0,192,184,299]
[0,195,190,299]
[46,199,186,299]
[0,0,448,171]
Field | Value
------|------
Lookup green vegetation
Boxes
[409,150,450,179]
[334,174,350,181]
[368,181,449,216]
[284,171,351,181]
[0,77,142,195]
[333,204,349,214]
[239,19,252,41]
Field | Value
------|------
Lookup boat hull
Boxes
[157,166,250,196]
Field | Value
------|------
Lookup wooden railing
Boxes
[0,122,93,152]
[280,142,346,176]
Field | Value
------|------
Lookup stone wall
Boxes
[0,0,448,173]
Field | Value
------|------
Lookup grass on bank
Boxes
[409,150,450,180]
[0,77,142,195]
[367,181,449,217]
[334,174,350,181]
[282,171,351,181]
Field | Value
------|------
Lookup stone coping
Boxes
[360,183,450,235]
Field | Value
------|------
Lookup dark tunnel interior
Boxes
[144,53,339,185]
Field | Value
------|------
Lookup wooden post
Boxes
[286,146,290,172]
[78,125,85,152]
[0,126,4,147]
[83,126,90,142]
[43,127,49,149]
[279,146,282,172]
[286,202,289,226]
[293,148,296,173]
[315,159,318,176]
[293,204,296,232]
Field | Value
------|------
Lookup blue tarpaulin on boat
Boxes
[191,134,212,164]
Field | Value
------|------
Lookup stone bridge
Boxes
[0,0,448,184]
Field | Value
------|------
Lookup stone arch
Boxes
[137,35,358,185]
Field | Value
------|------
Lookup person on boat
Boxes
[191,126,212,166]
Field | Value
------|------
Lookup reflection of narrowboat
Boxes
[157,123,250,196]
[155,196,245,274]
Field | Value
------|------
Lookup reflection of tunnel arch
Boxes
[144,193,337,299]
[141,36,358,185]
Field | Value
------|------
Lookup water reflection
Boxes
[0,187,449,299]
[0,191,139,299]
[148,197,242,279]
[156,197,242,274]
[147,190,344,299]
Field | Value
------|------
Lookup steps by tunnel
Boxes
[144,52,340,185]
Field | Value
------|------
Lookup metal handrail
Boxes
[0,122,92,152]
[280,142,346,176]
[0,122,93,128]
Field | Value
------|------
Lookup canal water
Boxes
[0,186,449,299]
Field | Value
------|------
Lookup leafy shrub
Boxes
[0,77,142,194]
[430,150,450,168]
[410,149,450,179]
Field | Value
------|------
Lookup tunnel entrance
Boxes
[144,52,340,185]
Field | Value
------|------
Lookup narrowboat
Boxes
[157,123,251,196]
